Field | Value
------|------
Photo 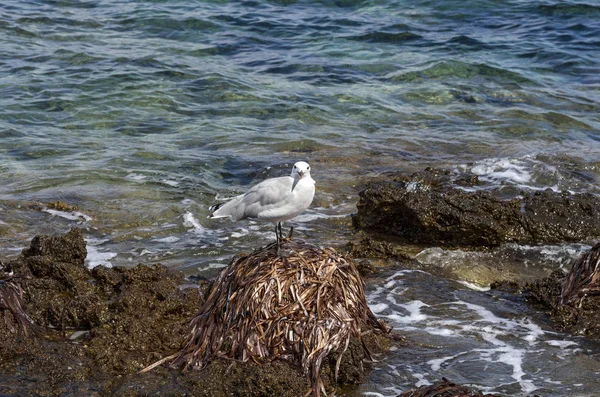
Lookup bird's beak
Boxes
[298,170,305,178]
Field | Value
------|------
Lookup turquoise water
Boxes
[1,0,600,395]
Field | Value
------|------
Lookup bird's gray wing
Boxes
[209,177,293,221]
[241,176,293,219]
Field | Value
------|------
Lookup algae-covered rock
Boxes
[0,228,206,394]
[353,168,600,247]
[0,229,391,396]
[345,236,416,262]
[22,228,87,266]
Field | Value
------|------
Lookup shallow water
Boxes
[360,269,600,396]
[1,0,599,395]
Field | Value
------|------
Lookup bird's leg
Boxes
[275,222,281,255]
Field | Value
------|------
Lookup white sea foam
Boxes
[545,340,578,349]
[362,385,404,397]
[471,158,532,184]
[292,211,347,222]
[369,302,389,313]
[428,354,459,371]
[44,208,92,222]
[85,238,116,269]
[198,262,227,272]
[384,279,398,289]
[412,371,432,387]
[424,326,457,337]
[152,236,180,243]
[183,211,209,234]
[518,318,545,344]
[161,179,179,187]
[126,173,146,182]
[456,157,562,192]
[380,300,429,324]
[230,228,250,238]
[457,280,491,291]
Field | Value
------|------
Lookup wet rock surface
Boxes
[0,229,391,396]
[397,378,521,397]
[353,168,600,247]
[527,242,600,340]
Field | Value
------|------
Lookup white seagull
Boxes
[208,161,316,254]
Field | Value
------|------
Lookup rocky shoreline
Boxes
[1,168,599,396]
[352,168,600,343]
[0,229,392,397]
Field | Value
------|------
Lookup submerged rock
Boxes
[397,378,520,397]
[353,168,600,247]
[527,242,600,340]
[0,229,391,396]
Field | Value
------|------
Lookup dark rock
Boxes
[353,169,600,247]
[330,331,393,386]
[355,259,376,276]
[22,228,87,266]
[397,377,529,397]
[346,236,415,261]
[489,280,521,293]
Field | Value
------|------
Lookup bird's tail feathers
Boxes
[208,202,228,219]
[208,193,244,220]
[209,202,225,212]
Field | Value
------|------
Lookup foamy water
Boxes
[43,208,92,223]
[85,237,116,269]
[360,269,600,396]
[455,157,599,195]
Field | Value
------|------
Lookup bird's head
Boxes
[291,161,311,179]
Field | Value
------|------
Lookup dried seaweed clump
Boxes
[561,242,600,306]
[0,269,34,336]
[173,240,388,396]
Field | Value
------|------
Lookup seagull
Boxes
[208,161,316,255]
